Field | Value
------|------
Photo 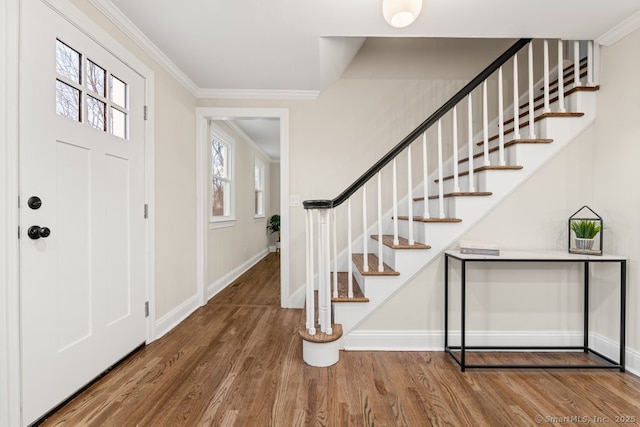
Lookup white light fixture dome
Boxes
[382,0,423,28]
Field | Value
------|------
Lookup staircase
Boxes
[300,39,599,367]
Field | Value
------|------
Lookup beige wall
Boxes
[207,121,271,285]
[70,0,197,319]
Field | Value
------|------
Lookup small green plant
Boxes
[571,220,601,239]
[266,214,280,240]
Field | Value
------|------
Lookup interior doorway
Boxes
[195,107,290,308]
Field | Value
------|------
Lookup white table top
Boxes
[445,249,626,262]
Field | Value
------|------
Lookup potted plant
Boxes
[570,220,601,250]
[266,214,280,251]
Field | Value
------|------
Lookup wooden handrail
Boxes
[303,38,532,210]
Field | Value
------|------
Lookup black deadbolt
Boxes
[27,196,42,210]
[27,225,51,240]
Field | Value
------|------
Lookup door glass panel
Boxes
[87,96,106,131]
[87,60,106,97]
[56,80,80,121]
[111,107,126,139]
[111,75,127,108]
[56,40,80,84]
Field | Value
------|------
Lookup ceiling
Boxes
[231,118,281,162]
[94,0,640,159]
[99,0,640,93]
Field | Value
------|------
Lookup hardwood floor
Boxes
[41,253,640,426]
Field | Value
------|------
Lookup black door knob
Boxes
[27,225,51,240]
[27,196,42,210]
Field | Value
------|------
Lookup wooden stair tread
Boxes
[299,323,343,343]
[371,235,431,250]
[508,85,596,126]
[331,272,369,302]
[352,253,399,276]
[477,111,584,146]
[397,216,462,223]
[436,165,524,182]
[412,191,492,201]
[459,139,553,164]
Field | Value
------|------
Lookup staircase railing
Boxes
[302,38,597,339]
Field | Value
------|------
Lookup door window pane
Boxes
[56,40,80,84]
[56,80,80,121]
[87,96,106,131]
[111,107,126,139]
[111,75,127,109]
[87,60,106,97]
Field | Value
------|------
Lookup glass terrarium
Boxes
[568,205,603,255]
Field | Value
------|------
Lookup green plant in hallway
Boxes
[267,214,281,250]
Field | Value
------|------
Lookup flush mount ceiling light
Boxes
[382,0,423,28]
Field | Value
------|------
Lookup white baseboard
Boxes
[153,294,200,340]
[206,248,269,301]
[343,329,640,377]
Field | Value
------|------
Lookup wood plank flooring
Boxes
[40,253,640,426]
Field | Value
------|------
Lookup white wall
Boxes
[207,121,271,287]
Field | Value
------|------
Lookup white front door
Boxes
[20,0,147,424]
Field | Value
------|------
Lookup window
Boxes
[254,159,265,218]
[210,124,234,224]
[55,39,129,139]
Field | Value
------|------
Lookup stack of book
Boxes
[459,240,500,256]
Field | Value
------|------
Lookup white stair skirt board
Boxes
[334,90,597,340]
[302,340,340,367]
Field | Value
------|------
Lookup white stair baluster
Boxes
[362,185,369,272]
[332,208,338,299]
[347,198,353,299]
[322,209,332,335]
[306,209,315,335]
[437,119,445,218]
[452,106,460,192]
[587,40,594,86]
[558,39,566,113]
[513,52,521,140]
[393,159,399,245]
[467,94,475,192]
[528,41,537,139]
[543,39,551,113]
[574,40,581,87]
[482,80,490,166]
[317,210,326,333]
[422,133,429,219]
[377,172,383,272]
[498,66,505,166]
[407,145,415,244]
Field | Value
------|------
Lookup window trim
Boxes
[209,122,236,225]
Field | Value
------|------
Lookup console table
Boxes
[444,250,626,372]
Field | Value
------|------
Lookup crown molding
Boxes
[89,0,199,95]
[196,88,320,101]
[596,10,640,46]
